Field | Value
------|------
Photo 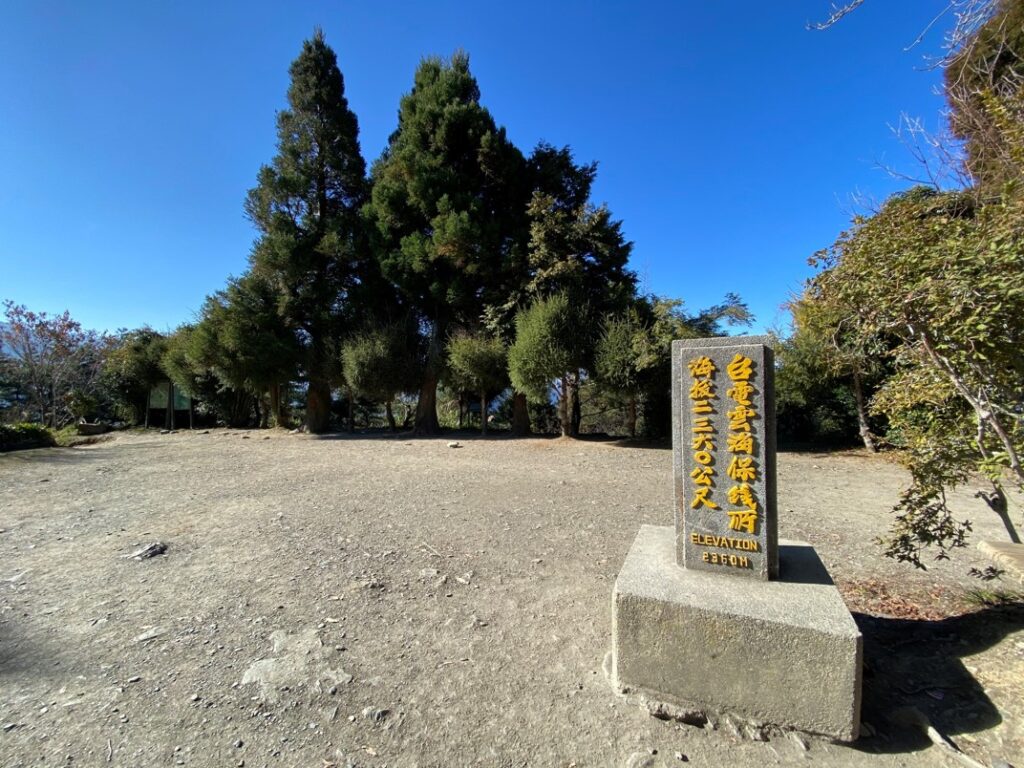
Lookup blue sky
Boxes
[0,1,950,335]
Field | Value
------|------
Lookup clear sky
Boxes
[0,1,950,335]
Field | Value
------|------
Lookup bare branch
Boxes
[872,113,973,190]
[808,0,866,31]
[812,0,1000,71]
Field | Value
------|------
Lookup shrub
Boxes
[0,423,56,452]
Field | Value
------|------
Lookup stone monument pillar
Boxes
[610,336,862,741]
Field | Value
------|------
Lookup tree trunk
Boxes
[413,327,443,435]
[269,382,291,429]
[628,396,638,439]
[167,382,174,430]
[568,371,581,438]
[385,399,396,430]
[457,395,465,429]
[305,376,332,433]
[511,391,530,436]
[852,368,877,452]
[558,375,570,437]
[346,386,355,432]
[480,391,488,435]
[414,369,441,434]
[229,391,253,428]
[258,395,269,429]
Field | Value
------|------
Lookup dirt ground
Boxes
[1,429,1022,768]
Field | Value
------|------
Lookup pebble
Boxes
[233,739,243,748]
[361,706,389,723]
[190,694,200,702]
[127,676,141,683]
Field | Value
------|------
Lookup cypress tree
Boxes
[366,52,526,434]
[245,30,368,433]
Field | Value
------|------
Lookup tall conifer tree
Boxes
[366,52,526,434]
[245,30,368,433]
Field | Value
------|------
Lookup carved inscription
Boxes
[674,337,778,579]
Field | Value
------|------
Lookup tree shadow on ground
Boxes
[309,428,673,449]
[0,445,118,466]
[851,602,1024,755]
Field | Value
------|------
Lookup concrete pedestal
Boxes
[612,525,862,741]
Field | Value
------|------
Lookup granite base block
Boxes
[612,525,862,741]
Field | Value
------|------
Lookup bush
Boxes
[0,423,56,452]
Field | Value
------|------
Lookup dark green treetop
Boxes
[244,30,369,431]
[366,51,527,432]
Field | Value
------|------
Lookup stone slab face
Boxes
[612,525,862,741]
[672,336,778,579]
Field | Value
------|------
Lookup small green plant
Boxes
[964,587,1024,608]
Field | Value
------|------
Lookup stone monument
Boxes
[610,336,862,741]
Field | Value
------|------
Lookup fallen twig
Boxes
[122,542,167,560]
[888,707,987,768]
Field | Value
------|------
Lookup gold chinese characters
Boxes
[725,353,759,535]
[687,356,719,510]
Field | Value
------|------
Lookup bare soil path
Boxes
[0,430,1021,767]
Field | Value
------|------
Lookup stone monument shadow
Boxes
[777,543,834,586]
[850,602,1023,754]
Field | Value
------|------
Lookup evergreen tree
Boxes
[366,52,527,434]
[192,273,301,427]
[446,331,508,435]
[525,143,635,312]
[160,325,255,428]
[341,320,420,430]
[244,30,368,433]
[102,328,168,424]
[503,144,636,435]
[508,293,589,437]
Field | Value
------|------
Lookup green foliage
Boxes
[245,30,368,432]
[341,321,420,405]
[446,331,508,434]
[773,295,888,449]
[102,328,168,423]
[945,0,1024,190]
[0,422,55,451]
[508,294,590,436]
[446,332,508,397]
[809,186,1024,565]
[508,294,585,399]
[160,326,254,428]
[593,309,651,438]
[774,333,861,447]
[190,273,301,426]
[523,144,635,318]
[366,51,527,433]
[593,295,752,439]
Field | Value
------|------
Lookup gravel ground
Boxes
[0,429,1022,768]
